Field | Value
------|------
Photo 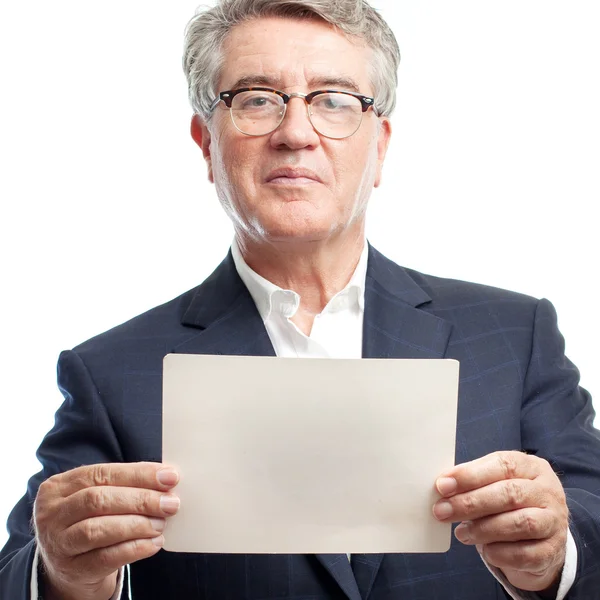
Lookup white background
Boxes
[1,1,598,549]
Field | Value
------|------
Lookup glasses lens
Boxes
[230,90,285,135]
[309,93,363,139]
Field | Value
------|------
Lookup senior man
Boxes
[2,1,600,599]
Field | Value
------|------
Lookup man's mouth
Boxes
[266,167,322,185]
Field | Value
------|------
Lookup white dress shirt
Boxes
[231,240,367,360]
[31,241,576,600]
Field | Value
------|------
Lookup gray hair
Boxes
[183,0,401,121]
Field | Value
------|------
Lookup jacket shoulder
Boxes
[405,266,539,309]
[71,285,199,358]
[367,244,539,313]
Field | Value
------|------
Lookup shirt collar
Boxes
[231,239,368,321]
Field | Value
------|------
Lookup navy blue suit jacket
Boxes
[2,246,600,599]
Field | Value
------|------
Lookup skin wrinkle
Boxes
[229,74,363,93]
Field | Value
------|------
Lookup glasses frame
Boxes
[209,87,378,139]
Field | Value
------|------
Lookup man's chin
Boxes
[248,220,355,247]
[261,229,335,244]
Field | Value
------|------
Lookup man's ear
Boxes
[191,114,214,183]
[374,117,392,188]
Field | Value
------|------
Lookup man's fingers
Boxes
[479,539,560,575]
[71,536,165,580]
[454,507,555,545]
[436,451,548,497]
[60,515,166,557]
[433,478,544,522]
[32,463,178,597]
[56,486,180,529]
[52,462,179,498]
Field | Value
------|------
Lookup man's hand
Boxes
[34,462,180,600]
[433,451,568,593]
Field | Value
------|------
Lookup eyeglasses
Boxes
[209,87,378,139]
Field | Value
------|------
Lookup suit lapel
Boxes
[173,251,275,357]
[173,246,453,360]
[315,555,362,600]
[363,245,453,361]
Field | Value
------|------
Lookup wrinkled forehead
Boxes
[218,16,374,94]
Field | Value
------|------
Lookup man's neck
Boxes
[235,229,366,334]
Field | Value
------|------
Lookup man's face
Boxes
[193,16,392,246]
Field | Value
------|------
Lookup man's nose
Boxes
[269,97,320,149]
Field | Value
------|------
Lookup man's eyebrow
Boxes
[228,75,363,94]
[308,76,362,93]
[230,75,275,89]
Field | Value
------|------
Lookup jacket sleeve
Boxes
[520,298,600,599]
[0,349,130,600]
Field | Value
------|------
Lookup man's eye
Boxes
[240,94,278,109]
[247,97,267,107]
[323,97,341,110]
[314,95,351,111]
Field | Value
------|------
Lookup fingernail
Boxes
[436,477,457,496]
[433,501,453,520]
[157,468,179,487]
[150,518,165,532]
[152,535,165,547]
[454,523,471,543]
[160,495,180,514]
